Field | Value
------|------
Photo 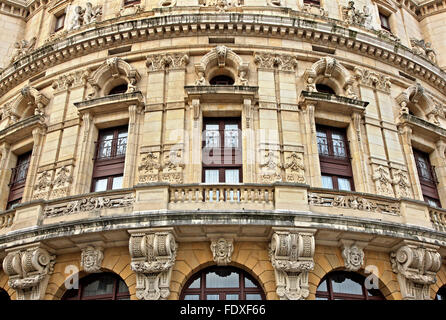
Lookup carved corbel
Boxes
[129,229,177,300]
[269,228,316,300]
[340,240,366,271]
[390,241,441,300]
[436,139,446,161]
[2,244,56,300]
[210,238,234,266]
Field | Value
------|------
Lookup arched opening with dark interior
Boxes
[436,285,446,300]
[316,271,385,300]
[209,75,235,85]
[180,266,265,300]
[316,83,336,95]
[0,288,10,301]
[61,272,130,300]
[108,83,128,95]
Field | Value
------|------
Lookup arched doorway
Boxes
[180,266,265,300]
[62,272,130,300]
[0,288,10,301]
[316,271,385,300]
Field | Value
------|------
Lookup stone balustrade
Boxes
[0,210,15,229]
[429,207,446,232]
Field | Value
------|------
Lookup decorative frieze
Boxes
[11,37,37,64]
[390,242,441,300]
[80,246,104,273]
[43,193,135,217]
[199,0,242,12]
[410,38,437,65]
[372,165,394,197]
[160,150,185,184]
[391,169,412,199]
[146,53,190,72]
[340,240,366,272]
[282,152,306,183]
[269,228,315,300]
[354,67,391,93]
[210,238,234,266]
[129,229,177,300]
[308,192,400,215]
[2,245,56,300]
[260,150,282,183]
[32,165,74,200]
[51,70,90,92]
[138,152,161,183]
[254,53,298,71]
[301,3,328,17]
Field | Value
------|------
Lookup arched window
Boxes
[210,75,234,85]
[180,266,265,300]
[62,272,130,300]
[316,83,336,95]
[0,288,10,301]
[436,285,446,300]
[108,84,128,95]
[316,271,385,300]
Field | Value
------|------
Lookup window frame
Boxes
[54,13,66,32]
[413,149,441,207]
[202,118,242,183]
[7,151,32,209]
[316,271,385,300]
[180,266,265,300]
[379,11,391,32]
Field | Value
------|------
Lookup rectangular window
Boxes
[91,126,128,192]
[124,0,141,5]
[317,125,354,191]
[379,12,391,32]
[303,0,320,6]
[7,151,32,209]
[202,118,242,184]
[413,149,441,207]
[54,13,66,32]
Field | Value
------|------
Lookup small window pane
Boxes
[112,176,123,190]
[226,294,239,300]
[322,176,333,189]
[245,277,257,288]
[184,295,200,300]
[82,276,115,297]
[205,170,219,183]
[315,296,329,300]
[224,124,238,148]
[205,125,220,148]
[427,198,439,208]
[94,178,108,192]
[332,133,346,157]
[317,279,328,292]
[206,271,239,288]
[317,131,329,155]
[246,294,262,300]
[206,294,219,300]
[225,170,239,184]
[337,178,351,191]
[188,278,201,289]
[118,279,129,293]
[331,275,363,295]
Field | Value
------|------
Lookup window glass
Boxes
[331,274,363,295]
[226,294,239,300]
[205,170,220,183]
[112,176,123,190]
[317,131,329,155]
[246,294,262,300]
[98,133,114,158]
[82,276,115,297]
[426,198,439,208]
[94,178,108,192]
[189,278,201,289]
[205,124,220,148]
[55,14,65,31]
[322,175,333,189]
[118,279,129,293]
[206,294,220,300]
[225,170,239,184]
[224,124,239,148]
[332,133,346,157]
[245,277,257,288]
[379,13,390,30]
[206,271,239,288]
[338,178,351,191]
[317,279,328,292]
[184,295,200,300]
[116,132,128,156]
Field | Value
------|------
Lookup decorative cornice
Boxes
[1,13,446,96]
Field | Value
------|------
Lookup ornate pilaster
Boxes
[390,241,441,300]
[129,228,178,300]
[269,228,316,300]
[23,127,46,202]
[2,244,56,300]
[210,238,234,266]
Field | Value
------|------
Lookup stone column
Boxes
[22,127,46,202]
[73,112,94,194]
[390,241,441,300]
[0,143,12,209]
[432,139,446,206]
[123,104,142,188]
[129,228,177,300]
[269,227,316,300]
[190,98,201,183]
[2,243,56,300]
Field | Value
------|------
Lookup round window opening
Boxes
[209,75,234,85]
[180,266,265,300]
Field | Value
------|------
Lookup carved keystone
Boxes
[340,240,367,271]
[210,238,234,266]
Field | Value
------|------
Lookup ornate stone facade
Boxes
[80,246,104,273]
[210,238,234,266]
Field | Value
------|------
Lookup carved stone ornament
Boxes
[52,70,90,92]
[129,229,178,300]
[342,1,372,28]
[160,150,185,184]
[301,3,328,17]
[254,53,298,71]
[117,2,144,17]
[269,229,315,300]
[81,246,104,273]
[372,165,394,197]
[282,152,306,183]
[354,67,391,93]
[2,245,56,300]
[66,3,102,31]
[11,37,37,63]
[146,53,190,72]
[210,238,234,266]
[391,169,412,198]
[341,240,365,272]
[138,152,161,183]
[390,242,441,300]
[260,151,282,183]
[410,38,437,64]
[199,0,242,12]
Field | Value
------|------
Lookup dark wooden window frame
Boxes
[180,266,265,300]
[54,13,66,32]
[123,0,141,6]
[317,125,354,191]
[413,149,441,207]
[316,271,385,300]
[62,273,130,300]
[7,151,32,209]
[202,118,242,183]
[379,11,391,32]
[303,0,321,6]
[91,126,128,192]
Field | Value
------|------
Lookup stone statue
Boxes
[83,2,102,25]
[11,37,37,63]
[195,72,206,85]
